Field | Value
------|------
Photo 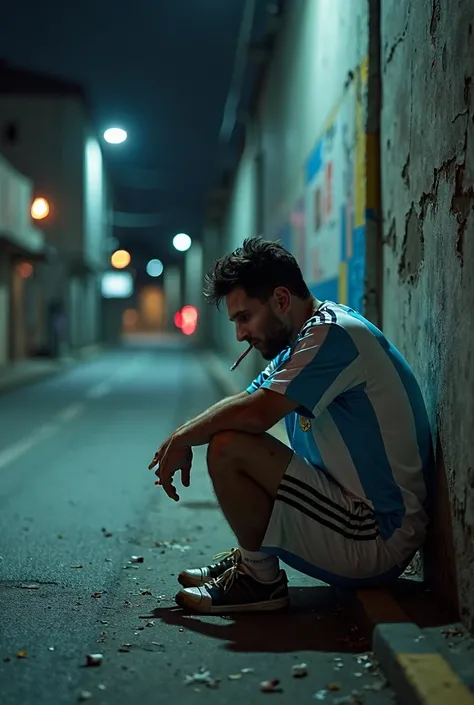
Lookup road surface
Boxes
[0,338,396,704]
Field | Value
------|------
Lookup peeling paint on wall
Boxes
[398,203,424,282]
[381,0,474,629]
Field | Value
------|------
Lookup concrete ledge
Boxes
[349,587,412,636]
[373,622,474,705]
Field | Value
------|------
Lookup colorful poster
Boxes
[269,59,369,313]
[304,81,357,305]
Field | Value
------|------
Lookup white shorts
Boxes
[261,452,412,587]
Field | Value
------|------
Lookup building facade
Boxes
[0,62,112,357]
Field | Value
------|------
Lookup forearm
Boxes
[174,390,263,447]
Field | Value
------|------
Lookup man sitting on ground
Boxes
[148,237,434,614]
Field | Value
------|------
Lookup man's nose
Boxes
[236,325,248,343]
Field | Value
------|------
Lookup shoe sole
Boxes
[175,593,290,614]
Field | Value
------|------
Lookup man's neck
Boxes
[290,297,322,341]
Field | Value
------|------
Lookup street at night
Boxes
[0,342,397,704]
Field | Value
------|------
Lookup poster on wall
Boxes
[269,60,368,313]
[304,81,357,305]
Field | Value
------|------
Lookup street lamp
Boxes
[104,127,127,144]
[173,233,192,252]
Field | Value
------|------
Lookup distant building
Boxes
[0,59,112,357]
[0,153,46,365]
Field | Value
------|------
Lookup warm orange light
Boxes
[17,262,33,279]
[111,249,131,269]
[31,197,50,220]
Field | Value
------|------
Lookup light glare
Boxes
[104,127,127,144]
[173,233,192,252]
[146,258,164,277]
[31,197,50,220]
[111,249,131,269]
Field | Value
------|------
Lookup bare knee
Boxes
[207,430,248,478]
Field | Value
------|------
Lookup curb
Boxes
[373,621,474,705]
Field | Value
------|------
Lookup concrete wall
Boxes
[381,0,474,627]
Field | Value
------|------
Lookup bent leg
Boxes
[262,452,405,586]
[206,430,293,550]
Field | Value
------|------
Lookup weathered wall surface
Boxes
[381,0,474,627]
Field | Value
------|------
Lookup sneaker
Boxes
[177,548,241,588]
[175,562,290,614]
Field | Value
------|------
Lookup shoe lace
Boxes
[209,562,243,591]
[211,547,241,565]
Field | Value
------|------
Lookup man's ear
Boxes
[273,286,291,313]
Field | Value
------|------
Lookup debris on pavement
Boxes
[153,539,191,553]
[78,690,92,701]
[118,644,132,653]
[101,528,113,538]
[19,583,40,589]
[130,555,144,563]
[241,667,255,674]
[327,683,341,691]
[85,653,103,667]
[292,663,308,678]
[333,692,364,705]
[98,684,106,691]
[71,564,83,569]
[260,679,282,693]
[442,626,464,638]
[363,679,388,691]
[228,673,243,680]
[139,588,152,595]
[184,667,219,688]
[17,650,27,658]
[91,592,104,599]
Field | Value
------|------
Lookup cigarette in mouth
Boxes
[230,345,254,371]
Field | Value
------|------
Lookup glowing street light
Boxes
[31,197,50,220]
[146,259,164,277]
[104,127,127,144]
[111,249,131,269]
[173,233,192,252]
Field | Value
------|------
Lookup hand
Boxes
[148,435,193,502]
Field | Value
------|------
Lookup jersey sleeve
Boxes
[260,324,364,418]
[246,356,280,394]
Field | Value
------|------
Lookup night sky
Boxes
[0,0,244,263]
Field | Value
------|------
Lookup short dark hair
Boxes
[203,237,311,308]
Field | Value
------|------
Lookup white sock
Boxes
[239,547,280,582]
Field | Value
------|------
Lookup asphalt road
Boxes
[0,338,397,704]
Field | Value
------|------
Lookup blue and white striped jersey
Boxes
[247,301,434,559]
